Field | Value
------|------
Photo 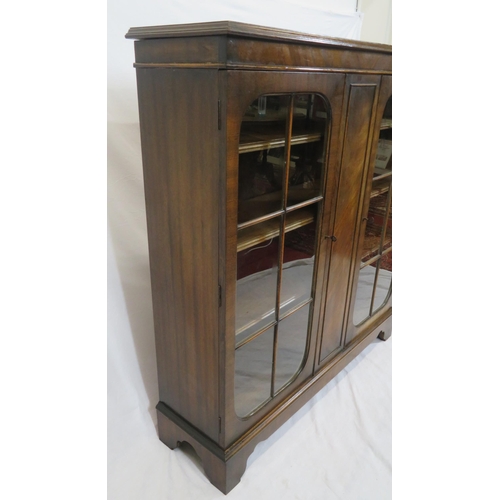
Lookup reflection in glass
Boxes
[236,218,280,339]
[234,326,274,418]
[373,251,392,313]
[274,305,311,392]
[238,96,291,224]
[235,93,330,418]
[288,94,328,207]
[237,147,285,223]
[279,214,317,316]
[361,190,392,264]
[353,263,377,325]
[353,96,392,327]
[352,259,392,326]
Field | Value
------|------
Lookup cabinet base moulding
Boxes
[156,312,391,494]
[157,407,247,494]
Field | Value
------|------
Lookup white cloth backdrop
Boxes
[108,2,391,498]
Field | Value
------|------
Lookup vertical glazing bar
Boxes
[271,95,294,397]
[370,182,391,317]
[378,182,392,254]
[270,323,278,397]
[369,259,381,317]
[276,95,295,305]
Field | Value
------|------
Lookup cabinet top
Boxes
[125,20,391,53]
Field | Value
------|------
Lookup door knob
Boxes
[324,235,337,242]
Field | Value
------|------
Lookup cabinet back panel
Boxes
[136,68,221,441]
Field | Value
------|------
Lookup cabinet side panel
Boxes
[135,68,220,441]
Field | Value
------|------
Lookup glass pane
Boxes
[362,189,391,263]
[279,207,318,316]
[353,96,392,327]
[377,95,392,173]
[373,251,392,314]
[287,94,328,207]
[234,326,274,418]
[236,218,280,339]
[238,96,291,224]
[353,262,376,326]
[274,304,311,393]
[234,92,330,418]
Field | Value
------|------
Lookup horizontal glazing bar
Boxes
[279,297,313,321]
[235,321,278,350]
[237,209,284,230]
[237,206,316,252]
[381,246,392,256]
[285,196,323,213]
[360,254,381,269]
[360,245,392,269]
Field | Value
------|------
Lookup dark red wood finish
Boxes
[222,70,347,445]
[318,74,382,365]
[344,75,393,347]
[135,68,221,441]
[127,21,392,494]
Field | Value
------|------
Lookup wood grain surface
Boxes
[129,23,392,494]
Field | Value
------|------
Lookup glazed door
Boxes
[344,76,392,346]
[316,74,385,365]
[221,70,345,443]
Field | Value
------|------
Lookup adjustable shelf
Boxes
[239,122,324,154]
[370,177,391,198]
[380,118,392,130]
[361,232,392,262]
[237,206,316,252]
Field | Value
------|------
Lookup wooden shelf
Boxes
[238,187,321,226]
[361,233,392,262]
[239,122,324,154]
[380,118,392,130]
[243,107,306,122]
[370,177,391,198]
[237,206,316,252]
[238,191,282,224]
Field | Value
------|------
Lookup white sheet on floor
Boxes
[108,234,391,498]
